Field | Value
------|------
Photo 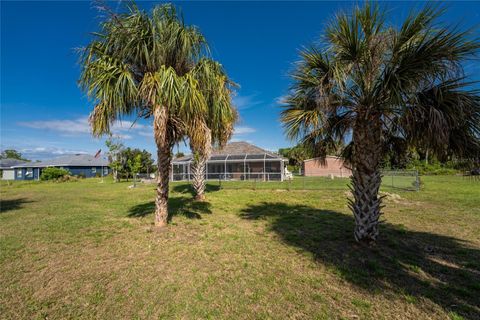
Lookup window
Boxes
[103,167,108,175]
[25,168,33,178]
[16,169,22,178]
[92,167,97,174]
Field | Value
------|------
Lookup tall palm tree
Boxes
[188,59,238,201]
[79,3,220,227]
[281,3,480,243]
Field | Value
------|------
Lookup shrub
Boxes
[56,175,79,183]
[407,160,459,175]
[40,167,70,181]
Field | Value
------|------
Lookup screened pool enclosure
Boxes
[171,142,287,181]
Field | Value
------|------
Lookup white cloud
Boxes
[234,126,256,135]
[111,120,150,132]
[138,130,152,137]
[112,134,133,140]
[19,117,91,134]
[232,93,263,110]
[274,94,289,105]
[19,147,90,160]
[18,117,150,138]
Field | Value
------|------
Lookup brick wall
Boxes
[302,157,352,177]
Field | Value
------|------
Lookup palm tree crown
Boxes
[281,3,480,242]
[80,4,208,141]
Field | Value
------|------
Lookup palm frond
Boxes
[402,78,480,158]
[79,3,214,143]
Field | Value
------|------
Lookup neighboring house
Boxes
[302,156,352,178]
[0,158,28,180]
[12,154,109,180]
[172,141,288,181]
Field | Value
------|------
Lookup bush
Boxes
[407,160,459,175]
[40,167,70,181]
[56,175,79,183]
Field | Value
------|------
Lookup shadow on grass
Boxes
[240,202,480,319]
[128,196,212,221]
[0,198,33,213]
[171,183,221,196]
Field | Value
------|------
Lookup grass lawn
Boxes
[0,176,479,319]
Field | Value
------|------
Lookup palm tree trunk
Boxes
[191,129,211,201]
[350,118,383,243]
[153,106,173,227]
[191,153,207,201]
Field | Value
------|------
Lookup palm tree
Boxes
[79,3,221,227]
[281,3,480,243]
[188,59,237,201]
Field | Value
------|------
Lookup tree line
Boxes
[105,137,155,182]
[279,143,479,175]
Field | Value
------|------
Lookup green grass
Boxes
[1,176,479,319]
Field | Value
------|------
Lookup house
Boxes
[172,141,288,181]
[0,158,28,180]
[11,154,109,180]
[302,156,352,178]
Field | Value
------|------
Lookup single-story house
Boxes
[172,141,288,181]
[11,154,109,180]
[0,158,28,180]
[302,156,352,178]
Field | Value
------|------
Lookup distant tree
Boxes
[281,3,480,243]
[280,141,342,169]
[288,146,311,166]
[0,149,29,162]
[119,148,155,179]
[140,150,155,175]
[128,154,143,187]
[105,136,124,182]
[279,145,312,168]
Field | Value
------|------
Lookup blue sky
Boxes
[1,1,479,160]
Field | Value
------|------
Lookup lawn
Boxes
[0,176,479,319]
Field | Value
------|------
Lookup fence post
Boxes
[415,170,420,192]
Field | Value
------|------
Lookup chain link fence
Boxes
[381,170,420,191]
[196,170,420,192]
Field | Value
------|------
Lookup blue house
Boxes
[12,154,109,180]
[0,158,28,180]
